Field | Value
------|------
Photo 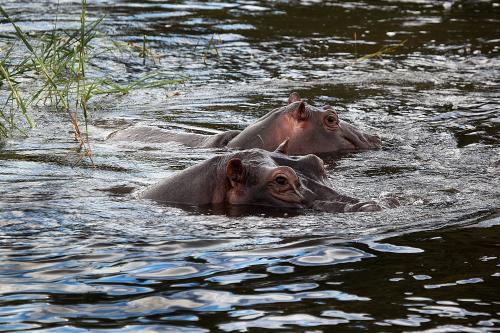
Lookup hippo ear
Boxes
[226,158,246,185]
[293,101,308,121]
[288,92,301,104]
[275,138,289,155]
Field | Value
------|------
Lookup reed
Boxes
[355,39,407,63]
[0,1,187,161]
[196,33,223,65]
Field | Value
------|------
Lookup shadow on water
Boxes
[0,0,499,332]
[165,203,305,218]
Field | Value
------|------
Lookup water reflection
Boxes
[0,225,498,331]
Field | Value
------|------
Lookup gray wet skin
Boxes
[140,141,394,213]
[109,92,381,155]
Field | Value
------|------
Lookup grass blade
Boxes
[0,62,33,127]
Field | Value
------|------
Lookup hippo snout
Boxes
[367,134,382,148]
[339,121,381,151]
[354,132,381,150]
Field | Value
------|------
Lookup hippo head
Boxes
[227,92,381,154]
[225,148,307,208]
[141,140,390,212]
[223,141,384,212]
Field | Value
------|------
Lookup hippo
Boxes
[140,140,396,213]
[109,92,381,155]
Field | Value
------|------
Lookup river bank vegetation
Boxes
[0,1,186,157]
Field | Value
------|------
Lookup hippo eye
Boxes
[326,114,337,123]
[324,112,339,129]
[275,175,288,185]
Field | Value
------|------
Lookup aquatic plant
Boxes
[196,33,223,65]
[355,39,407,63]
[0,1,187,159]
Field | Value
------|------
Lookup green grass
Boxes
[0,1,187,161]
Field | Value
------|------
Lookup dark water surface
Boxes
[1,0,499,332]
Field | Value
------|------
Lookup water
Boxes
[0,0,499,331]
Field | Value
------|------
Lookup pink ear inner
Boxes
[295,101,307,121]
[226,158,245,183]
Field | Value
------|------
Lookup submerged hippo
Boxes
[109,92,381,155]
[140,140,395,213]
